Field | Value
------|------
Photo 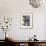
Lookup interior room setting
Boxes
[0,0,46,46]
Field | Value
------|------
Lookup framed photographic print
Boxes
[20,13,33,29]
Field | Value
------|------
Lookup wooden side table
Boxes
[38,43,43,46]
[16,43,28,46]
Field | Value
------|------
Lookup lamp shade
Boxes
[29,0,45,8]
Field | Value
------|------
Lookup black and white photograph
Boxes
[20,13,33,29]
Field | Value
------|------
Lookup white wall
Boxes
[0,0,46,40]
